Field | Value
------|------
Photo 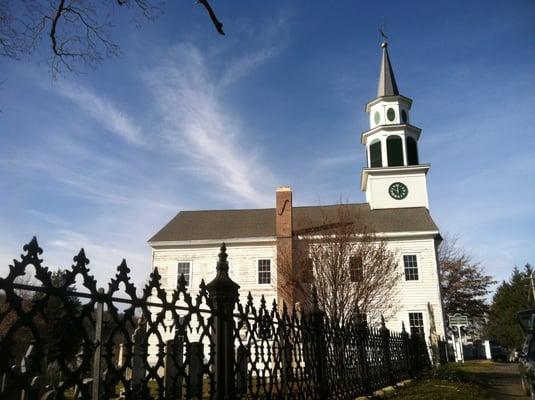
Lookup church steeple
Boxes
[360,39,430,210]
[377,42,399,97]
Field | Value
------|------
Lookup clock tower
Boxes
[361,40,430,210]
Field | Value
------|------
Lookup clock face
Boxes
[389,182,408,200]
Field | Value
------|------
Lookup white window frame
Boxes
[176,261,192,288]
[402,253,421,282]
[257,258,272,285]
[407,310,427,337]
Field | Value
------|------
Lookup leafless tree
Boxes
[278,204,402,325]
[0,0,224,76]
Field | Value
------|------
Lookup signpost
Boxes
[448,314,469,363]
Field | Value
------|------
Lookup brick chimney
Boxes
[276,186,293,306]
[276,186,293,238]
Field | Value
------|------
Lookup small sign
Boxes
[449,313,469,326]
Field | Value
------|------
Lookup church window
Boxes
[302,258,314,283]
[406,137,419,165]
[177,262,191,287]
[408,312,425,336]
[369,140,382,167]
[258,259,271,284]
[374,111,381,125]
[349,256,363,282]
[403,255,419,281]
[387,136,404,166]
[387,108,396,122]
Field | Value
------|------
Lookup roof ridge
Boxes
[178,203,370,213]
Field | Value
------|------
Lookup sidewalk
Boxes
[386,360,530,399]
[471,361,529,400]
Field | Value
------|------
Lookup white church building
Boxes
[148,41,446,340]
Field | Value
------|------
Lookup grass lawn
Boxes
[385,361,494,399]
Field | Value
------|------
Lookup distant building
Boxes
[149,41,446,341]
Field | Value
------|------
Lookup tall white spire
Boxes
[377,41,399,97]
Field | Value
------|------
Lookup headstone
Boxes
[117,344,125,368]
[164,336,184,399]
[20,344,36,374]
[131,318,147,396]
[189,342,203,398]
[236,345,248,395]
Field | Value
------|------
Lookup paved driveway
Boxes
[473,361,530,399]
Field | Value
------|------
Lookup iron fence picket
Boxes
[0,238,431,400]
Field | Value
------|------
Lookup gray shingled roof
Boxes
[148,204,438,243]
[377,43,399,97]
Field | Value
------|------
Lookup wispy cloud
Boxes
[219,46,280,88]
[313,153,357,170]
[145,43,277,207]
[56,82,145,146]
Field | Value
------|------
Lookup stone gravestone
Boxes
[164,335,184,399]
[131,317,148,399]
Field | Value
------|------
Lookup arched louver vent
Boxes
[369,140,382,167]
[406,137,419,165]
[387,136,403,167]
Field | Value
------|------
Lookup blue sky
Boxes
[0,1,534,291]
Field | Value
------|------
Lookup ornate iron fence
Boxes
[0,238,430,399]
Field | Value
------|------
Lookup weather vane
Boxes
[378,24,388,45]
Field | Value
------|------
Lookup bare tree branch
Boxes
[197,0,224,35]
[0,0,226,76]
[278,204,402,325]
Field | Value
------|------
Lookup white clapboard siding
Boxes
[148,235,445,364]
[383,236,445,338]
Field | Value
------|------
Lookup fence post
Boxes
[412,332,422,374]
[206,244,240,400]
[379,315,394,386]
[355,309,370,394]
[310,286,329,400]
[92,288,104,400]
[281,334,293,400]
[401,322,413,378]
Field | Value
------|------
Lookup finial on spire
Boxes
[376,28,399,97]
[378,25,388,48]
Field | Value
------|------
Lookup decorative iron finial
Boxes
[23,236,43,258]
[73,248,89,266]
[216,243,229,274]
[381,314,386,328]
[401,320,407,333]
